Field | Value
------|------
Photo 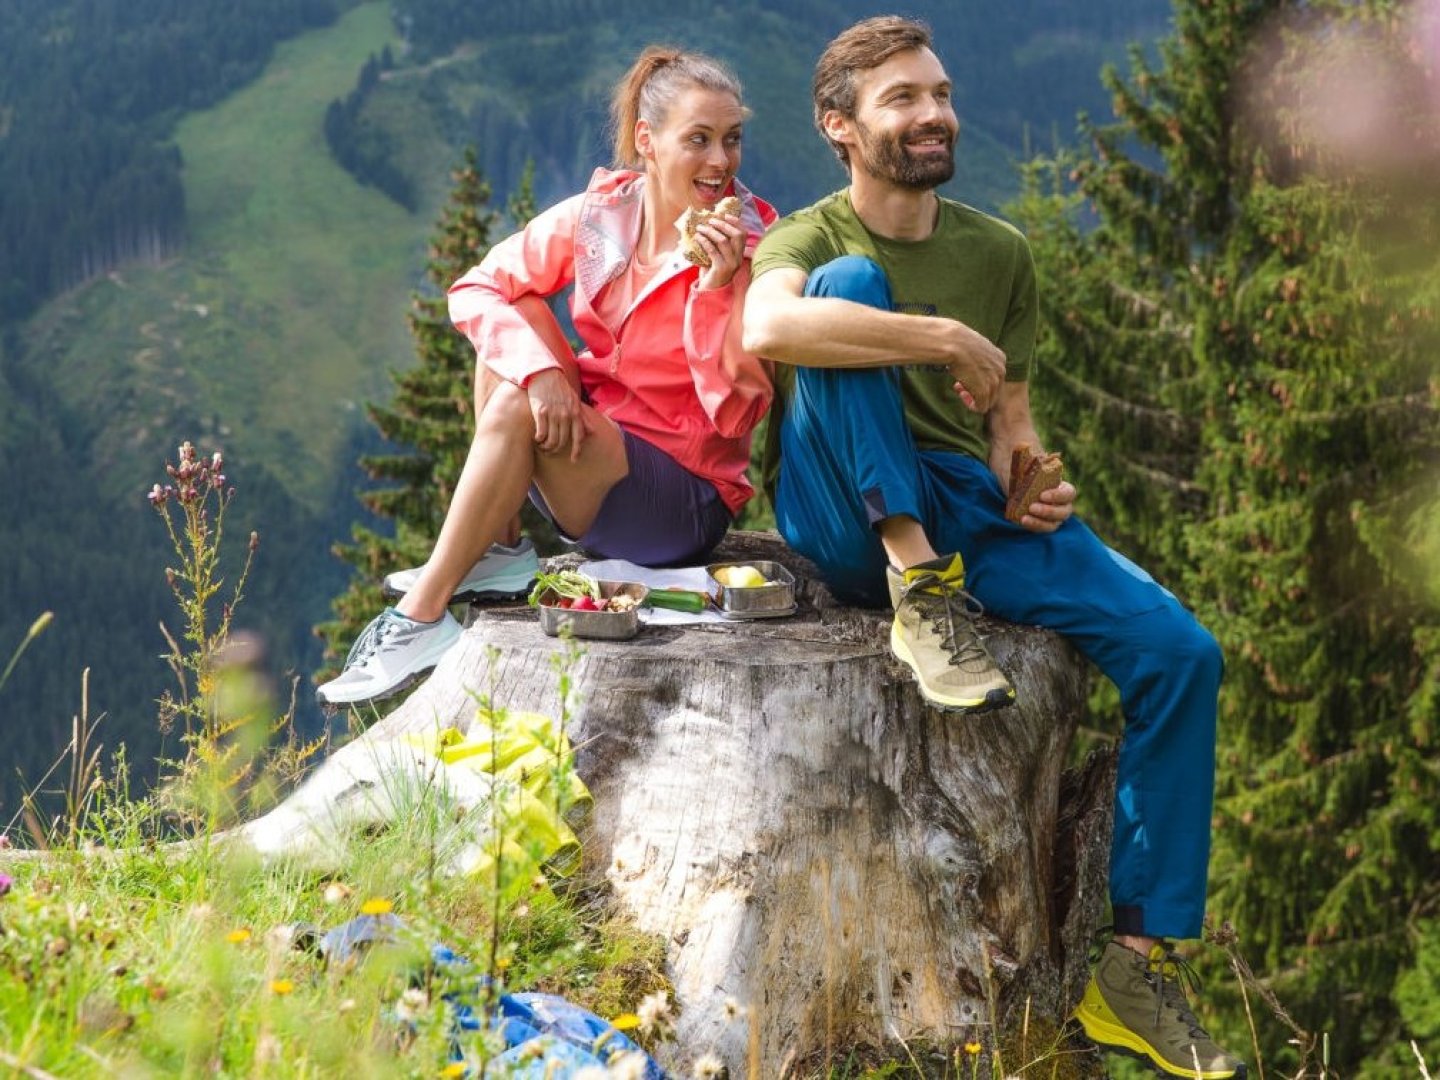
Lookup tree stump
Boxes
[247,531,1115,1075]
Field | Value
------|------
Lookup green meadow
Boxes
[21,1,426,508]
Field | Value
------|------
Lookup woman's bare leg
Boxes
[398,291,627,623]
[468,294,580,548]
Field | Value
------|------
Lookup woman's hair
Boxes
[610,46,746,167]
[813,16,933,166]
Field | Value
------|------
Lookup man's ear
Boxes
[821,109,854,148]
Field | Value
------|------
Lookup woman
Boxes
[318,47,777,709]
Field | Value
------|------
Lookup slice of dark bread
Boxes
[1005,442,1064,523]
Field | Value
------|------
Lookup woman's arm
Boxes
[448,194,584,388]
[683,261,773,438]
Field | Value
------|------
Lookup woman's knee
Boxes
[477,378,533,434]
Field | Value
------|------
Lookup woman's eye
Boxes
[724,133,743,148]
[688,134,708,147]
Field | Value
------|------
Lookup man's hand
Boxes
[944,322,1006,413]
[693,211,746,291]
[1016,480,1075,533]
[526,369,591,462]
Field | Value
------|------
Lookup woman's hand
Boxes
[526,369,591,462]
[693,211,746,291]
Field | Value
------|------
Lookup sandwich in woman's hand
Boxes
[680,196,742,268]
[1005,443,1064,523]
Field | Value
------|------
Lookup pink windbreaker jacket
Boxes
[448,167,778,515]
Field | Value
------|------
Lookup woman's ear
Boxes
[635,118,654,161]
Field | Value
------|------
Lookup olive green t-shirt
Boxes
[750,190,1037,490]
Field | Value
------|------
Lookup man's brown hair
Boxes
[812,16,934,167]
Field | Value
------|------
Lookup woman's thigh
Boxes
[531,428,731,567]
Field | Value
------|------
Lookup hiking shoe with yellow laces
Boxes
[886,554,1014,713]
[1076,940,1247,1079]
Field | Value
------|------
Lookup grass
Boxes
[0,785,671,1076]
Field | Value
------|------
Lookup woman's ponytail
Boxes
[609,46,745,168]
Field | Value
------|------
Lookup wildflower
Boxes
[226,928,252,944]
[269,979,294,995]
[611,1013,640,1031]
[494,954,512,972]
[692,1052,725,1078]
[0,874,12,898]
[147,483,168,506]
[609,1053,648,1080]
[964,1041,982,1056]
[395,987,429,1023]
[636,990,672,1036]
[722,996,744,1021]
[439,1064,467,1078]
[360,897,393,916]
[322,881,352,905]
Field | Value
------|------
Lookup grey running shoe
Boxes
[315,608,461,709]
[382,538,539,603]
[887,554,1014,713]
[1075,940,1246,1079]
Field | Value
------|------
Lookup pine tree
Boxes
[1017,1,1439,1069]
[315,150,542,686]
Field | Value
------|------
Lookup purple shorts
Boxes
[529,430,732,567]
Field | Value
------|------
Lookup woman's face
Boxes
[638,86,745,217]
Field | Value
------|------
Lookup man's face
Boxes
[841,47,958,189]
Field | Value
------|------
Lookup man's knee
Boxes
[805,255,894,309]
[1147,604,1224,689]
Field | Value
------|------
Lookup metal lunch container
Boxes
[705,561,797,619]
[536,580,649,640]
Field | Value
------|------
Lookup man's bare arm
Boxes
[742,267,1006,412]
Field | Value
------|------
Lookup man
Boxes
[741,16,1243,1079]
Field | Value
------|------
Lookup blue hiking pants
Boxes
[774,255,1222,940]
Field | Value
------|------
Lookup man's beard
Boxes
[853,120,956,189]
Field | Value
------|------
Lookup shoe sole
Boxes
[1075,1013,1246,1080]
[890,625,1017,713]
[381,581,535,603]
[315,666,430,715]
[381,569,538,604]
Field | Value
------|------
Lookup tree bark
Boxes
[245,531,1115,1075]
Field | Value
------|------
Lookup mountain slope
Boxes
[0,0,1171,807]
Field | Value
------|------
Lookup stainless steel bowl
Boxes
[706,560,797,619]
[536,580,649,640]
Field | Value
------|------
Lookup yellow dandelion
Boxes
[225,928,252,944]
[359,897,393,916]
[964,1041,983,1056]
[438,1064,467,1078]
[495,955,513,972]
[610,1013,641,1031]
[269,979,294,995]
